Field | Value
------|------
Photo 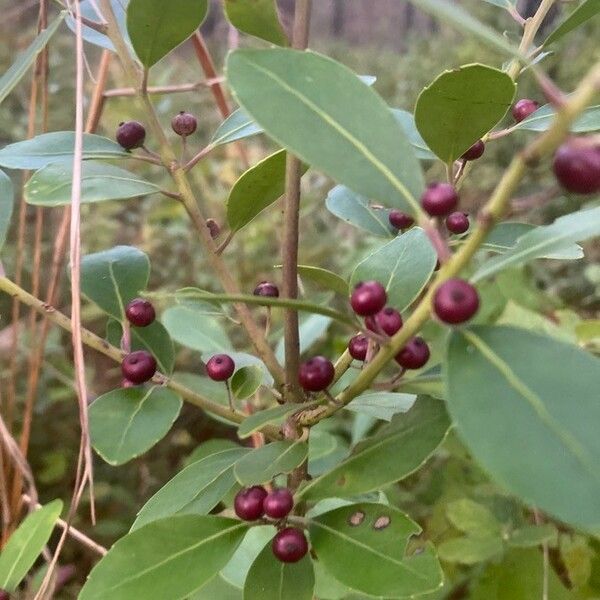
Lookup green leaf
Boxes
[25,160,161,206]
[127,0,209,68]
[131,321,175,374]
[244,543,314,600]
[438,536,504,565]
[0,14,65,106]
[507,524,558,548]
[231,366,263,401]
[472,206,600,282]
[0,132,129,170]
[408,0,523,58]
[227,150,307,232]
[325,185,394,238]
[90,386,182,466]
[415,64,516,163]
[0,170,14,252]
[515,102,600,133]
[132,448,248,530]
[234,441,308,486]
[211,108,263,147]
[275,314,332,363]
[162,305,232,353]
[79,516,248,600]
[309,503,443,597]
[345,393,417,422]
[0,500,63,592]
[81,245,150,321]
[238,404,304,439]
[576,319,600,343]
[446,499,502,537]
[296,265,349,296]
[185,439,240,466]
[391,109,436,160]
[544,0,600,46]
[351,228,437,312]
[300,396,450,501]
[223,0,288,46]
[191,575,242,600]
[446,325,600,533]
[227,48,424,213]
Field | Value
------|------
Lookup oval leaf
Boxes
[131,321,175,374]
[345,392,417,422]
[231,366,263,401]
[446,325,600,533]
[238,404,303,439]
[90,386,182,466]
[211,108,263,147]
[223,0,288,46]
[391,109,436,160]
[515,102,600,133]
[0,170,14,252]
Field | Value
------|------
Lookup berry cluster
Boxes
[121,298,158,385]
[234,486,308,563]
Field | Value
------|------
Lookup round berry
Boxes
[365,307,403,336]
[395,337,430,370]
[348,334,369,361]
[272,527,309,563]
[350,281,387,316]
[512,99,540,123]
[445,212,470,235]
[421,183,459,217]
[461,140,485,161]
[388,210,414,231]
[433,279,480,325]
[116,120,146,150]
[552,140,600,195]
[253,281,280,298]
[206,354,235,381]
[121,351,157,384]
[171,111,197,137]
[125,298,156,327]
[263,488,294,519]
[234,486,267,521]
[299,356,335,392]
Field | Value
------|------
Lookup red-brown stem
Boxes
[103,79,222,98]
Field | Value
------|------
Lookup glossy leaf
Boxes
[275,314,332,363]
[238,404,301,439]
[415,64,516,163]
[0,132,128,170]
[0,500,63,592]
[472,206,600,282]
[391,109,436,160]
[544,0,600,46]
[0,13,65,106]
[0,170,14,252]
[296,265,349,295]
[446,326,600,533]
[25,160,160,206]
[127,0,209,68]
[515,102,600,132]
[309,503,443,597]
[81,246,150,321]
[300,396,450,501]
[438,536,504,565]
[133,448,248,530]
[345,392,416,421]
[223,0,288,46]
[325,185,394,238]
[234,441,308,486]
[244,543,314,600]
[89,386,182,466]
[231,366,263,400]
[79,516,248,600]
[351,228,437,312]
[66,0,129,52]
[227,48,424,213]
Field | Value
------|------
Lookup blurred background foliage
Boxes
[0,0,599,597]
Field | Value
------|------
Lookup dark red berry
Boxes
[512,99,540,123]
[350,281,387,316]
[348,334,369,361]
[299,356,335,392]
[365,307,403,336]
[445,212,470,235]
[234,486,267,521]
[121,351,157,384]
[253,281,279,298]
[263,488,294,519]
[552,140,600,195]
[421,183,459,217]
[125,298,156,327]
[206,354,235,381]
[388,210,414,231]
[272,527,309,563]
[395,337,430,370]
[206,218,220,239]
[433,279,480,325]
[116,120,146,150]
[171,111,197,137]
[461,140,485,161]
